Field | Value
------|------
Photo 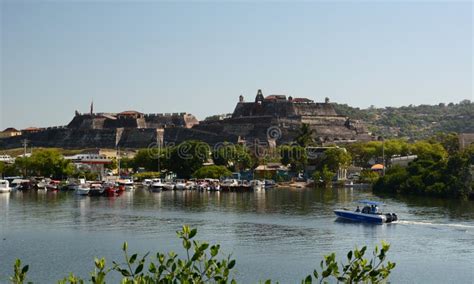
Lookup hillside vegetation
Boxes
[333,100,473,139]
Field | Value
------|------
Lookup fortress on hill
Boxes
[0,90,371,149]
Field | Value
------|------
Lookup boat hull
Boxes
[334,209,387,224]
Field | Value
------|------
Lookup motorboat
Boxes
[149,178,164,192]
[162,181,175,191]
[250,180,265,191]
[36,180,47,190]
[196,180,209,191]
[175,179,186,190]
[102,183,117,196]
[264,180,276,189]
[0,180,11,193]
[10,179,29,191]
[334,200,398,224]
[220,179,239,191]
[142,179,153,187]
[46,180,60,191]
[88,183,105,196]
[184,181,196,190]
[75,184,90,196]
[118,179,135,192]
[206,179,221,191]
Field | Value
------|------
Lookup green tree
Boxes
[312,166,334,188]
[359,169,380,184]
[429,132,460,155]
[279,144,307,172]
[25,149,73,178]
[192,165,232,179]
[295,123,314,147]
[410,141,447,161]
[169,141,210,178]
[213,144,253,172]
[320,148,351,172]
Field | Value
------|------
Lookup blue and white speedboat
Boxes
[334,200,398,224]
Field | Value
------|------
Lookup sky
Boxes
[1,0,472,130]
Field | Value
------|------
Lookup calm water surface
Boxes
[1,188,474,283]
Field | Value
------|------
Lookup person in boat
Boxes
[355,206,360,212]
[361,206,370,214]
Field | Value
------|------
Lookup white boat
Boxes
[149,178,164,192]
[0,180,11,193]
[75,184,90,196]
[175,180,186,190]
[250,180,265,191]
[142,179,153,187]
[36,180,47,190]
[184,181,196,190]
[118,179,135,192]
[10,179,28,191]
[334,200,398,224]
[163,181,175,191]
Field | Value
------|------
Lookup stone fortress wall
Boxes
[0,90,371,149]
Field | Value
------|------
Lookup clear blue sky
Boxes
[1,1,472,130]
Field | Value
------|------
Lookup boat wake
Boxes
[397,220,474,229]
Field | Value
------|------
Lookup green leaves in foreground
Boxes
[10,227,395,284]
[10,259,29,284]
[301,240,396,283]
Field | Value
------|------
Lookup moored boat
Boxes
[149,178,164,192]
[175,180,186,190]
[88,183,105,196]
[334,200,398,224]
[0,180,11,193]
[250,180,265,191]
[162,181,175,191]
[118,179,135,192]
[75,184,90,196]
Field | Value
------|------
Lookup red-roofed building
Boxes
[0,127,22,138]
[22,127,43,134]
[292,98,314,103]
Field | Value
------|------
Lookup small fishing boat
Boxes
[142,179,153,187]
[118,179,135,192]
[334,200,398,224]
[88,183,105,196]
[75,184,90,196]
[102,183,117,196]
[250,180,265,191]
[0,180,11,193]
[184,181,196,190]
[162,181,175,191]
[149,178,164,192]
[264,180,276,189]
[175,180,186,190]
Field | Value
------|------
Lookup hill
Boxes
[333,100,473,139]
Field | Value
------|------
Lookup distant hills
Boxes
[332,100,473,139]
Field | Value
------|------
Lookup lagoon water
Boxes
[1,188,474,283]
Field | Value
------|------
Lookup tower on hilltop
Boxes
[255,89,264,104]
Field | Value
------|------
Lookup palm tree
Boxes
[295,123,314,147]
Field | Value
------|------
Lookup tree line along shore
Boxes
[1,130,472,199]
